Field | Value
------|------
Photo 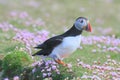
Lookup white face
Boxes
[74,18,88,30]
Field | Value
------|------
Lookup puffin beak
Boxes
[86,22,92,32]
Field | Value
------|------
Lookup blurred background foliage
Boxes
[0,0,120,35]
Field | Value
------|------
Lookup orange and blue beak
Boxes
[86,22,92,32]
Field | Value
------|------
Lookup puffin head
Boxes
[74,17,92,32]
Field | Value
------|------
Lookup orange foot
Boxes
[55,59,67,66]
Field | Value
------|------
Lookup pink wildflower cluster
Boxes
[77,56,120,79]
[31,60,74,79]
[13,30,49,54]
[0,20,48,55]
[10,11,29,19]
[0,11,48,55]
[81,36,120,53]
[82,36,120,46]
[31,60,60,78]
[10,11,45,27]
[0,22,18,32]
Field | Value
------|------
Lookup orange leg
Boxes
[55,59,67,66]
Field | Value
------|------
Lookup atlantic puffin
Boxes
[32,17,92,66]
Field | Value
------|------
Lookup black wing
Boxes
[33,35,63,56]
[35,35,63,49]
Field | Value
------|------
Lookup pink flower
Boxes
[47,72,52,77]
[110,72,118,77]
[56,69,60,74]
[10,11,17,17]
[41,69,45,72]
[19,11,29,19]
[67,63,72,68]
[32,68,36,73]
[85,64,91,69]
[116,68,120,71]
[47,68,51,72]
[52,65,57,70]
[46,60,52,65]
[24,21,31,26]
[13,76,19,80]
[0,22,15,31]
[43,73,47,78]
[81,75,88,79]
[4,78,9,80]
[78,61,84,65]
[31,61,41,67]
[92,75,101,80]
[13,30,49,54]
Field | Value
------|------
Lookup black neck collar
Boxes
[61,25,83,37]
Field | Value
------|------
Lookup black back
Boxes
[32,25,83,56]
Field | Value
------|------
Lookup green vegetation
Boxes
[2,50,31,78]
[0,0,120,79]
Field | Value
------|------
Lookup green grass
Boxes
[0,0,120,34]
[64,46,120,77]
[0,0,120,79]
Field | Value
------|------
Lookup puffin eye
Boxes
[80,20,83,23]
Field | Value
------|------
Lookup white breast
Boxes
[49,35,82,59]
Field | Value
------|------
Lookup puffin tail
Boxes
[32,50,43,56]
[34,44,43,49]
